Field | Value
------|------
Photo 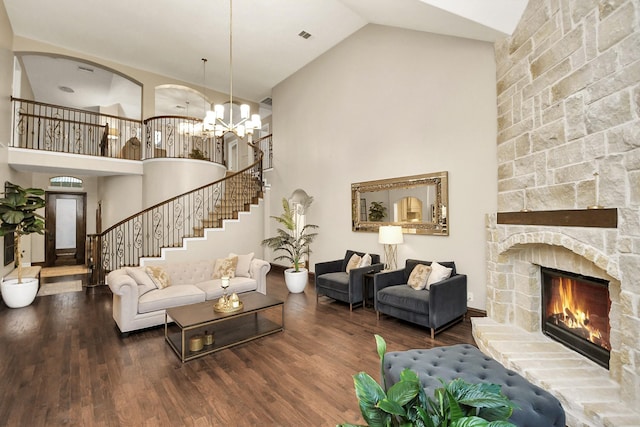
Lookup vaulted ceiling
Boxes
[4,0,527,106]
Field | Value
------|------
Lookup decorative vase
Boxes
[284,268,308,293]
[1,278,39,308]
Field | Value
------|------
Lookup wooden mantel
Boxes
[497,208,617,228]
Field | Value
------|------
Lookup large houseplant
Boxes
[262,197,318,293]
[340,335,517,427]
[0,182,46,308]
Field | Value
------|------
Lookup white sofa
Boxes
[107,257,271,334]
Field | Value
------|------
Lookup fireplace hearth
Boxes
[541,267,610,369]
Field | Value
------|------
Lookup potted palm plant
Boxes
[0,182,46,308]
[262,196,318,293]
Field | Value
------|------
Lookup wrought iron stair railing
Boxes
[88,144,264,285]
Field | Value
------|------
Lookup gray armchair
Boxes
[374,259,467,338]
[315,250,383,311]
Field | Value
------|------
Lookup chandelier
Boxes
[203,0,261,139]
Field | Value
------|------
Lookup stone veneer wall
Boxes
[489,0,640,416]
[496,0,640,213]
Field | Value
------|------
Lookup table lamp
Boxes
[378,225,403,270]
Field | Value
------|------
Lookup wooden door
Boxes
[45,192,86,266]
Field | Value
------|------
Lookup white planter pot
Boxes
[1,278,39,308]
[284,268,308,293]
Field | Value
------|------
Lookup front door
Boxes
[45,192,86,266]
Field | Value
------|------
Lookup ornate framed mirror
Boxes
[351,171,448,236]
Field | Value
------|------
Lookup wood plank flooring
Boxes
[0,271,479,426]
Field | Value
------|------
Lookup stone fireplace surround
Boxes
[472,213,639,426]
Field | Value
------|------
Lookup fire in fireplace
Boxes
[541,267,610,369]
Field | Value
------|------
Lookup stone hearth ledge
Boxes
[472,317,639,427]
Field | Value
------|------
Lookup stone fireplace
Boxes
[482,0,640,424]
[473,215,639,426]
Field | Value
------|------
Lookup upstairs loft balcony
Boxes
[8,98,272,176]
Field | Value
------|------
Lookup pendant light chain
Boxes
[202,57,208,116]
[202,0,261,138]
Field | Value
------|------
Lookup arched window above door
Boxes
[50,176,83,189]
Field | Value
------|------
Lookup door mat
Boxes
[37,280,83,297]
[40,265,89,278]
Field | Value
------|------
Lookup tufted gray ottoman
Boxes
[383,344,565,427]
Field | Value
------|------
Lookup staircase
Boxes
[192,172,261,237]
[89,146,264,285]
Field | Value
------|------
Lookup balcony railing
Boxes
[11,97,142,158]
[255,133,273,170]
[143,115,224,163]
[88,143,264,285]
[10,98,273,168]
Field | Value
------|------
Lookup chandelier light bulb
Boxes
[214,104,225,119]
[240,104,250,119]
[251,114,261,129]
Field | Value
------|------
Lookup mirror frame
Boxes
[351,171,448,236]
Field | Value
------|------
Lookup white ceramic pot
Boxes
[284,268,308,293]
[1,278,39,308]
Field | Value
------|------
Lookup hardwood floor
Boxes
[0,271,478,426]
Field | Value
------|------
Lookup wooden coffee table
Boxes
[165,292,284,362]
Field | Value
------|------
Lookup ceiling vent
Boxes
[260,97,273,106]
[298,30,312,39]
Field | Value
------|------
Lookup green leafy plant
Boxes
[368,201,387,222]
[339,335,517,427]
[188,147,207,160]
[262,197,319,272]
[0,182,46,283]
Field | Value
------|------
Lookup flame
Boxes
[549,277,605,347]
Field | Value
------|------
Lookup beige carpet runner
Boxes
[40,265,89,278]
[37,280,83,296]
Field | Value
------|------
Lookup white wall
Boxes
[271,24,497,310]
[98,175,143,230]
[142,158,226,208]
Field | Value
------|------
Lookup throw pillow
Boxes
[358,253,372,268]
[407,264,432,290]
[126,266,157,296]
[146,266,171,289]
[426,262,453,289]
[229,252,254,278]
[346,253,362,273]
[212,256,238,279]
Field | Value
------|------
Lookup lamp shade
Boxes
[378,225,403,244]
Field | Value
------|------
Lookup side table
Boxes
[362,272,378,309]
